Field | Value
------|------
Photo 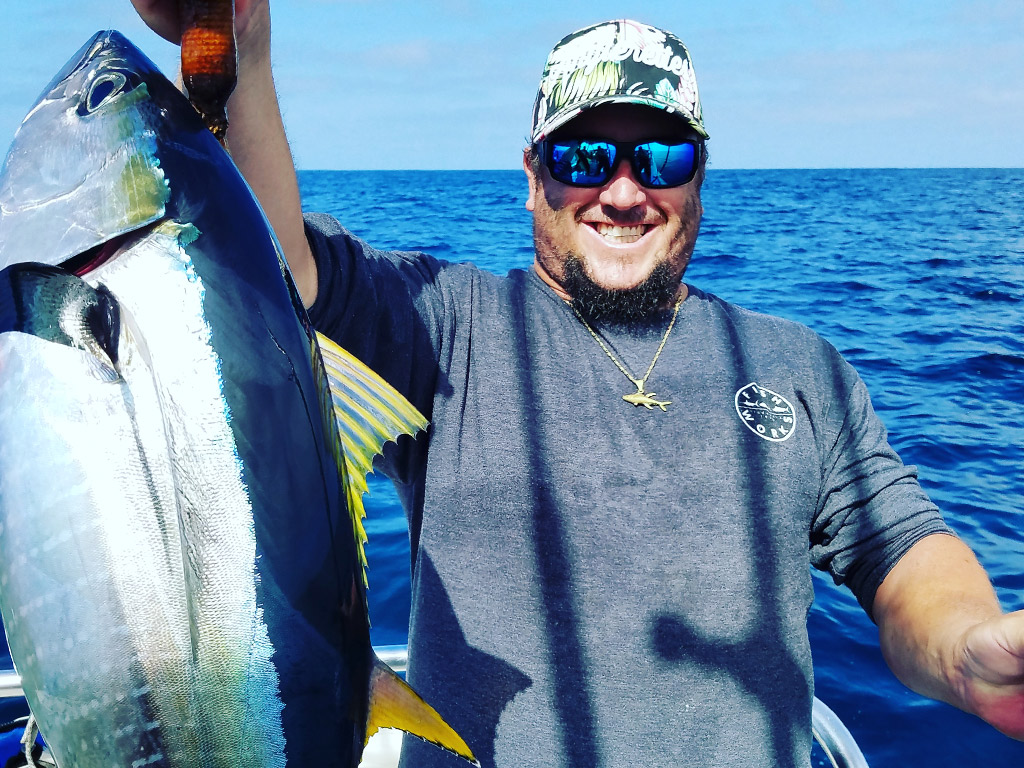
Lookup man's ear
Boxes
[523,149,537,212]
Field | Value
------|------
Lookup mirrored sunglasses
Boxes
[539,138,703,189]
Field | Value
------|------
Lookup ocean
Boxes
[2,168,1022,765]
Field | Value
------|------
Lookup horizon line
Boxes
[296,165,1024,173]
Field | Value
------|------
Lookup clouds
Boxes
[0,1,1021,169]
[685,1,1024,168]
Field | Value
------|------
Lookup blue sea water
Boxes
[2,168,1022,765]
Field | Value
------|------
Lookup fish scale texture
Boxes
[0,225,287,768]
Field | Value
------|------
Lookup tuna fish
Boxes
[0,30,476,768]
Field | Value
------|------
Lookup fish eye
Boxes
[79,72,130,115]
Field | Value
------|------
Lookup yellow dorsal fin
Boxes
[366,656,479,766]
[314,332,428,586]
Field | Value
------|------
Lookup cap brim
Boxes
[532,95,710,144]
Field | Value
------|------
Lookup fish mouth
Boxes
[60,219,165,277]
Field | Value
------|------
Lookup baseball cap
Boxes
[530,19,709,144]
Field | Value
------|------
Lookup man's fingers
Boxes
[129,0,183,44]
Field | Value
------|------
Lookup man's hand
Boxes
[129,0,182,44]
[130,0,267,62]
[955,610,1024,739]
[874,533,1024,740]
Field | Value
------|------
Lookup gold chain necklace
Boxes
[570,296,684,411]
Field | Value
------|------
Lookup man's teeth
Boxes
[594,223,646,243]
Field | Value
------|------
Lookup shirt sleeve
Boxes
[302,212,448,418]
[301,212,451,487]
[809,349,953,620]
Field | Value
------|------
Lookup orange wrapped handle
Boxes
[180,0,237,142]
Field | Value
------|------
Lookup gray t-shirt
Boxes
[304,213,950,768]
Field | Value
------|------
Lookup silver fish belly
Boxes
[0,227,287,768]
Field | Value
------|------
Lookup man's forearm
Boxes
[873,532,1024,738]
[224,1,318,306]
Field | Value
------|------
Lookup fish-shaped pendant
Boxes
[622,381,671,411]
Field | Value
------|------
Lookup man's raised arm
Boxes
[131,0,319,305]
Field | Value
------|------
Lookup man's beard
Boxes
[562,255,682,325]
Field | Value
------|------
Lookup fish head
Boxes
[0,30,212,271]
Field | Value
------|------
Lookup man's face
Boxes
[525,103,705,318]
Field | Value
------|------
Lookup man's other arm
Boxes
[873,532,1024,739]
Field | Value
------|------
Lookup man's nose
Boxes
[599,160,647,210]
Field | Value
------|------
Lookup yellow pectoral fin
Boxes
[314,331,428,586]
[366,657,479,766]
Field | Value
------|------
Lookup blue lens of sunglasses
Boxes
[545,139,700,188]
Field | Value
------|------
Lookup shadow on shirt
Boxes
[400,552,533,768]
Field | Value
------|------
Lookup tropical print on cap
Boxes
[531,19,707,143]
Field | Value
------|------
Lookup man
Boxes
[133,2,1024,766]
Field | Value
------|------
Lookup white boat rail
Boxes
[0,648,869,767]
[0,670,20,700]
[811,696,870,768]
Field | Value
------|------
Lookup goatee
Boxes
[563,256,681,325]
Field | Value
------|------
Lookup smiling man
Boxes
[131,4,1024,767]
[527,103,705,323]
[524,27,707,324]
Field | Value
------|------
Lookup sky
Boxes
[1,1,1022,170]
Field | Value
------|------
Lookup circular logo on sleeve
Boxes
[735,382,796,442]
